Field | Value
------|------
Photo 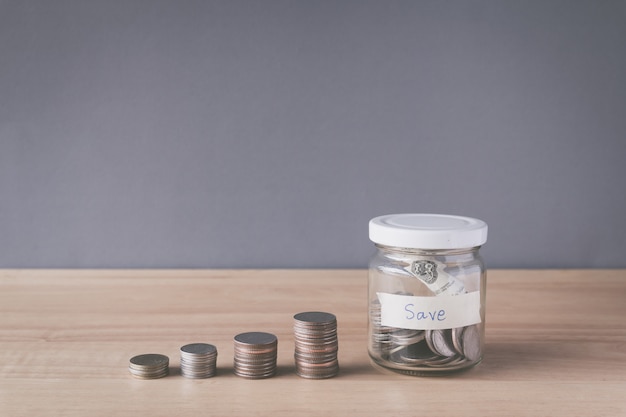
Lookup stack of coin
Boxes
[180,343,218,379]
[128,353,169,379]
[369,300,392,354]
[233,332,278,379]
[293,311,339,379]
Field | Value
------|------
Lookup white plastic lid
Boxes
[369,213,488,249]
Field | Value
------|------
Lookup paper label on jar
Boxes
[376,292,481,330]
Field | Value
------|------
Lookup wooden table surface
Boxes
[1,269,625,416]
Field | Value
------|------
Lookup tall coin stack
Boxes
[233,332,278,379]
[180,343,218,378]
[128,353,169,379]
[293,311,339,379]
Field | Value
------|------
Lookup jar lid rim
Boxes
[369,213,488,249]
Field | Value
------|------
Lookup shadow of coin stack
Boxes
[233,332,278,379]
[293,311,339,379]
[180,343,218,378]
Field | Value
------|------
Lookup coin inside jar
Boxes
[390,329,425,346]
[461,324,481,362]
[392,340,437,364]
[426,329,456,357]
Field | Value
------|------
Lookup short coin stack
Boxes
[180,343,218,378]
[128,353,169,379]
[293,311,339,379]
[233,332,278,379]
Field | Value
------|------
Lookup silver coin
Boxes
[390,329,425,346]
[451,327,464,355]
[391,340,437,364]
[234,362,276,373]
[234,332,278,347]
[296,336,334,342]
[128,366,169,375]
[181,368,216,378]
[423,356,467,369]
[369,301,394,355]
[294,311,337,325]
[181,358,217,365]
[128,368,169,379]
[295,359,339,379]
[181,343,217,355]
[296,361,339,375]
[296,368,339,379]
[182,358,216,363]
[233,361,274,369]
[295,344,338,352]
[295,353,337,362]
[424,354,463,367]
[234,369,277,379]
[234,355,277,364]
[129,353,169,369]
[461,324,481,361]
[233,348,277,355]
[427,329,456,357]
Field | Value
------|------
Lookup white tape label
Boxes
[376,292,481,330]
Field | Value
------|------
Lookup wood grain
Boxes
[1,269,625,416]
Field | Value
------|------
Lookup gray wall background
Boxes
[1,0,625,269]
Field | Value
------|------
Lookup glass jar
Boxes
[368,213,488,376]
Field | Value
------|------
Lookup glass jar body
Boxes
[368,245,486,375]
